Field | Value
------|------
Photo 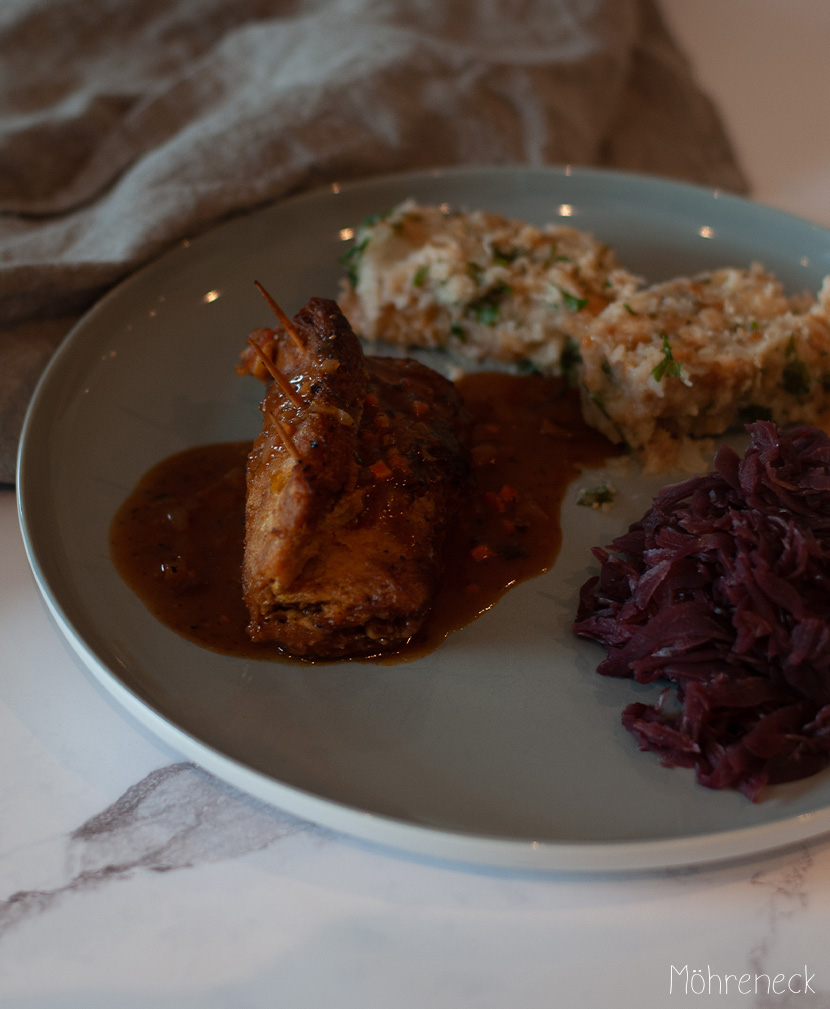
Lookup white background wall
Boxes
[661,0,830,226]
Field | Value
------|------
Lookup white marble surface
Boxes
[5,2,830,1005]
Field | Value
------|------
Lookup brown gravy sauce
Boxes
[109,373,617,664]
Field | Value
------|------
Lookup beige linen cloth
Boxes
[0,0,747,483]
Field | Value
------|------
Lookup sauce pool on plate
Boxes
[109,373,617,662]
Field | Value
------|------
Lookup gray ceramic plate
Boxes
[17,166,830,872]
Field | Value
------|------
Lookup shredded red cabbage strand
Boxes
[573,421,830,800]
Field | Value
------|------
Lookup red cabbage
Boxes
[574,422,830,800]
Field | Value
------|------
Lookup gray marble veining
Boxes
[0,763,319,938]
